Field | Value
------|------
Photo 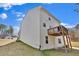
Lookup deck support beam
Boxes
[60,26,68,53]
[67,35,72,50]
[48,25,72,53]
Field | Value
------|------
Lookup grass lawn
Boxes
[0,41,79,56]
[41,49,79,56]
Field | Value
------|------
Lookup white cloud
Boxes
[11,11,25,21]
[12,11,22,17]
[0,3,12,10]
[0,3,11,7]
[17,18,23,21]
[0,3,25,10]
[61,23,75,28]
[11,3,26,5]
[13,11,25,17]
[0,13,7,19]
[22,14,25,17]
[12,11,25,21]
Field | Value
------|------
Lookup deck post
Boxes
[48,25,72,53]
[60,26,68,53]
[66,35,71,52]
[66,35,69,48]
[67,35,72,50]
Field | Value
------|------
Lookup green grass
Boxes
[0,41,79,56]
[41,49,79,56]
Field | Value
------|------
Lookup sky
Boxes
[0,3,79,34]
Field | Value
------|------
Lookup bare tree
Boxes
[0,24,7,38]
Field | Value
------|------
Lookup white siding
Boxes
[20,6,64,50]
[55,36,64,49]
[40,9,60,50]
[20,8,40,49]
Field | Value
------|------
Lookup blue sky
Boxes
[0,3,79,34]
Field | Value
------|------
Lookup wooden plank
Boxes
[60,26,68,53]
[48,25,72,53]
[66,35,69,48]
[68,35,72,50]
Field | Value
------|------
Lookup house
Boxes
[19,6,71,50]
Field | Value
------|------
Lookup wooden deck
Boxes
[48,25,72,53]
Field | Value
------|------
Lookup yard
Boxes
[0,38,17,46]
[0,40,79,56]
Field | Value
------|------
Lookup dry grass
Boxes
[0,42,79,56]
[71,41,79,47]
[0,38,17,46]
[0,41,79,56]
[0,41,42,56]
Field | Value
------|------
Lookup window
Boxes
[43,23,46,27]
[58,27,60,32]
[49,17,51,21]
[45,36,48,44]
[39,45,41,49]
[58,38,61,44]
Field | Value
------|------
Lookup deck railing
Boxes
[48,25,68,36]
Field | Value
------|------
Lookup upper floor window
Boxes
[43,23,46,27]
[49,17,51,21]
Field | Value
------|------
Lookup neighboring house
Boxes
[20,6,66,50]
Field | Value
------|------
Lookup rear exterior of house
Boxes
[20,6,64,50]
[39,7,64,50]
